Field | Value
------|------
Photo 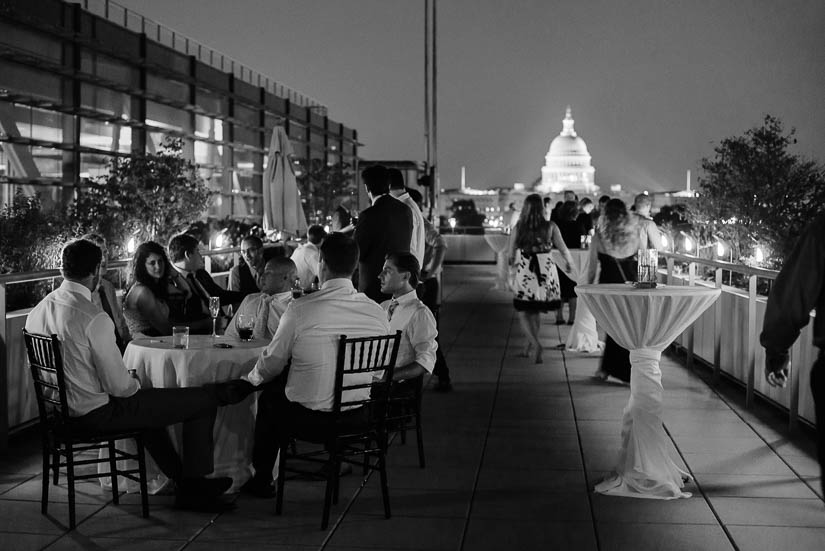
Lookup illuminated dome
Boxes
[538,107,598,195]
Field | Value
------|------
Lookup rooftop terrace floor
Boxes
[1,265,823,550]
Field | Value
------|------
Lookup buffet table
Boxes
[576,283,721,499]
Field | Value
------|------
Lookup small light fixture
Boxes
[660,234,669,249]
[755,246,764,263]
[449,218,457,229]
[716,241,725,258]
[126,236,137,254]
[214,231,226,249]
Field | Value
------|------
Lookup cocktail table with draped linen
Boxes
[121,335,266,492]
[552,249,603,353]
[575,283,721,499]
[484,231,511,291]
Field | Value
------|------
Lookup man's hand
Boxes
[764,350,790,388]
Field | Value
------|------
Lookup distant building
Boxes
[537,107,598,196]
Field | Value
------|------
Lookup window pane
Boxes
[146,74,189,102]
[146,101,190,133]
[80,49,137,87]
[12,104,64,143]
[79,152,115,179]
[80,83,131,118]
[195,88,227,115]
[0,61,62,103]
[80,119,131,153]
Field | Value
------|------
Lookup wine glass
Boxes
[209,296,221,338]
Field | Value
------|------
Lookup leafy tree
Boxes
[71,138,214,255]
[688,115,825,268]
[296,159,356,224]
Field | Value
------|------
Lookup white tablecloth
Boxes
[122,335,266,492]
[551,249,603,353]
[576,284,721,499]
[484,233,511,291]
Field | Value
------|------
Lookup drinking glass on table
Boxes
[236,314,255,342]
[209,296,221,338]
[172,326,190,349]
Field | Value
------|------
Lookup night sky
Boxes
[117,0,825,193]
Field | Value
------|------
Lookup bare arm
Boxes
[550,223,574,273]
[507,223,519,265]
[587,233,601,284]
[130,286,173,335]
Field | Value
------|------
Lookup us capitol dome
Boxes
[537,106,598,195]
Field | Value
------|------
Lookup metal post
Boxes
[666,257,674,285]
[0,282,7,450]
[424,0,430,173]
[686,261,696,370]
[789,353,799,431]
[431,0,438,212]
[713,267,723,384]
[746,274,757,408]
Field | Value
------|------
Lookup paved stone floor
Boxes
[1,265,823,550]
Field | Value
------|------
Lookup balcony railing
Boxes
[74,0,327,110]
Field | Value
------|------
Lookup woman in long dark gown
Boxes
[554,200,584,324]
[586,198,642,383]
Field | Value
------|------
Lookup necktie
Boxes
[187,273,210,312]
[387,299,399,321]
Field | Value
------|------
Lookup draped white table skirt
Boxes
[577,284,721,499]
[552,249,603,352]
[485,233,511,291]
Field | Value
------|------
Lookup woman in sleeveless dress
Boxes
[508,194,573,364]
[123,241,176,337]
[554,200,584,324]
[587,198,642,382]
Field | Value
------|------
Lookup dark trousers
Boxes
[812,351,825,497]
[418,277,451,383]
[70,388,219,480]
[252,377,367,482]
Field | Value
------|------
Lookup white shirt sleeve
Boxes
[405,306,438,373]
[86,313,140,397]
[246,301,297,385]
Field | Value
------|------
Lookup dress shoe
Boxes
[240,476,276,499]
[177,476,232,499]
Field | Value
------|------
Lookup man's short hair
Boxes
[307,224,327,245]
[362,165,389,196]
[320,233,359,276]
[407,188,424,208]
[634,193,652,210]
[167,234,200,263]
[242,235,263,248]
[62,239,103,280]
[266,256,296,274]
[579,197,593,208]
[387,168,405,190]
[386,252,421,287]
[598,194,610,206]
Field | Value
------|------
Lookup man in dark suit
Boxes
[353,165,413,302]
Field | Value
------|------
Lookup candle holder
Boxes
[634,248,658,289]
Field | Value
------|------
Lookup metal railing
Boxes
[75,0,327,110]
[659,252,815,432]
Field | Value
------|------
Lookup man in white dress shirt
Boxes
[388,168,425,267]
[241,233,390,497]
[25,239,252,511]
[378,252,438,381]
[225,257,296,340]
[290,224,326,289]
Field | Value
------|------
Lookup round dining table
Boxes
[576,283,721,499]
[484,231,511,291]
[551,248,603,353]
[121,334,267,492]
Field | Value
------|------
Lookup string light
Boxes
[126,236,136,254]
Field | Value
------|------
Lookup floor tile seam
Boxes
[320,286,488,551]
[559,329,604,551]
[660,423,742,551]
[666,354,825,504]
[457,302,515,551]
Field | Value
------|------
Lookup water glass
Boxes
[172,326,190,349]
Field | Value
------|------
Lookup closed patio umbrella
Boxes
[263,126,307,238]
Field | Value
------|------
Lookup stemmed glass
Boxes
[209,296,221,338]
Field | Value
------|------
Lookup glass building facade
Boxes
[0,0,359,221]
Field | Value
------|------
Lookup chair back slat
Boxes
[23,329,71,429]
[333,331,401,416]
